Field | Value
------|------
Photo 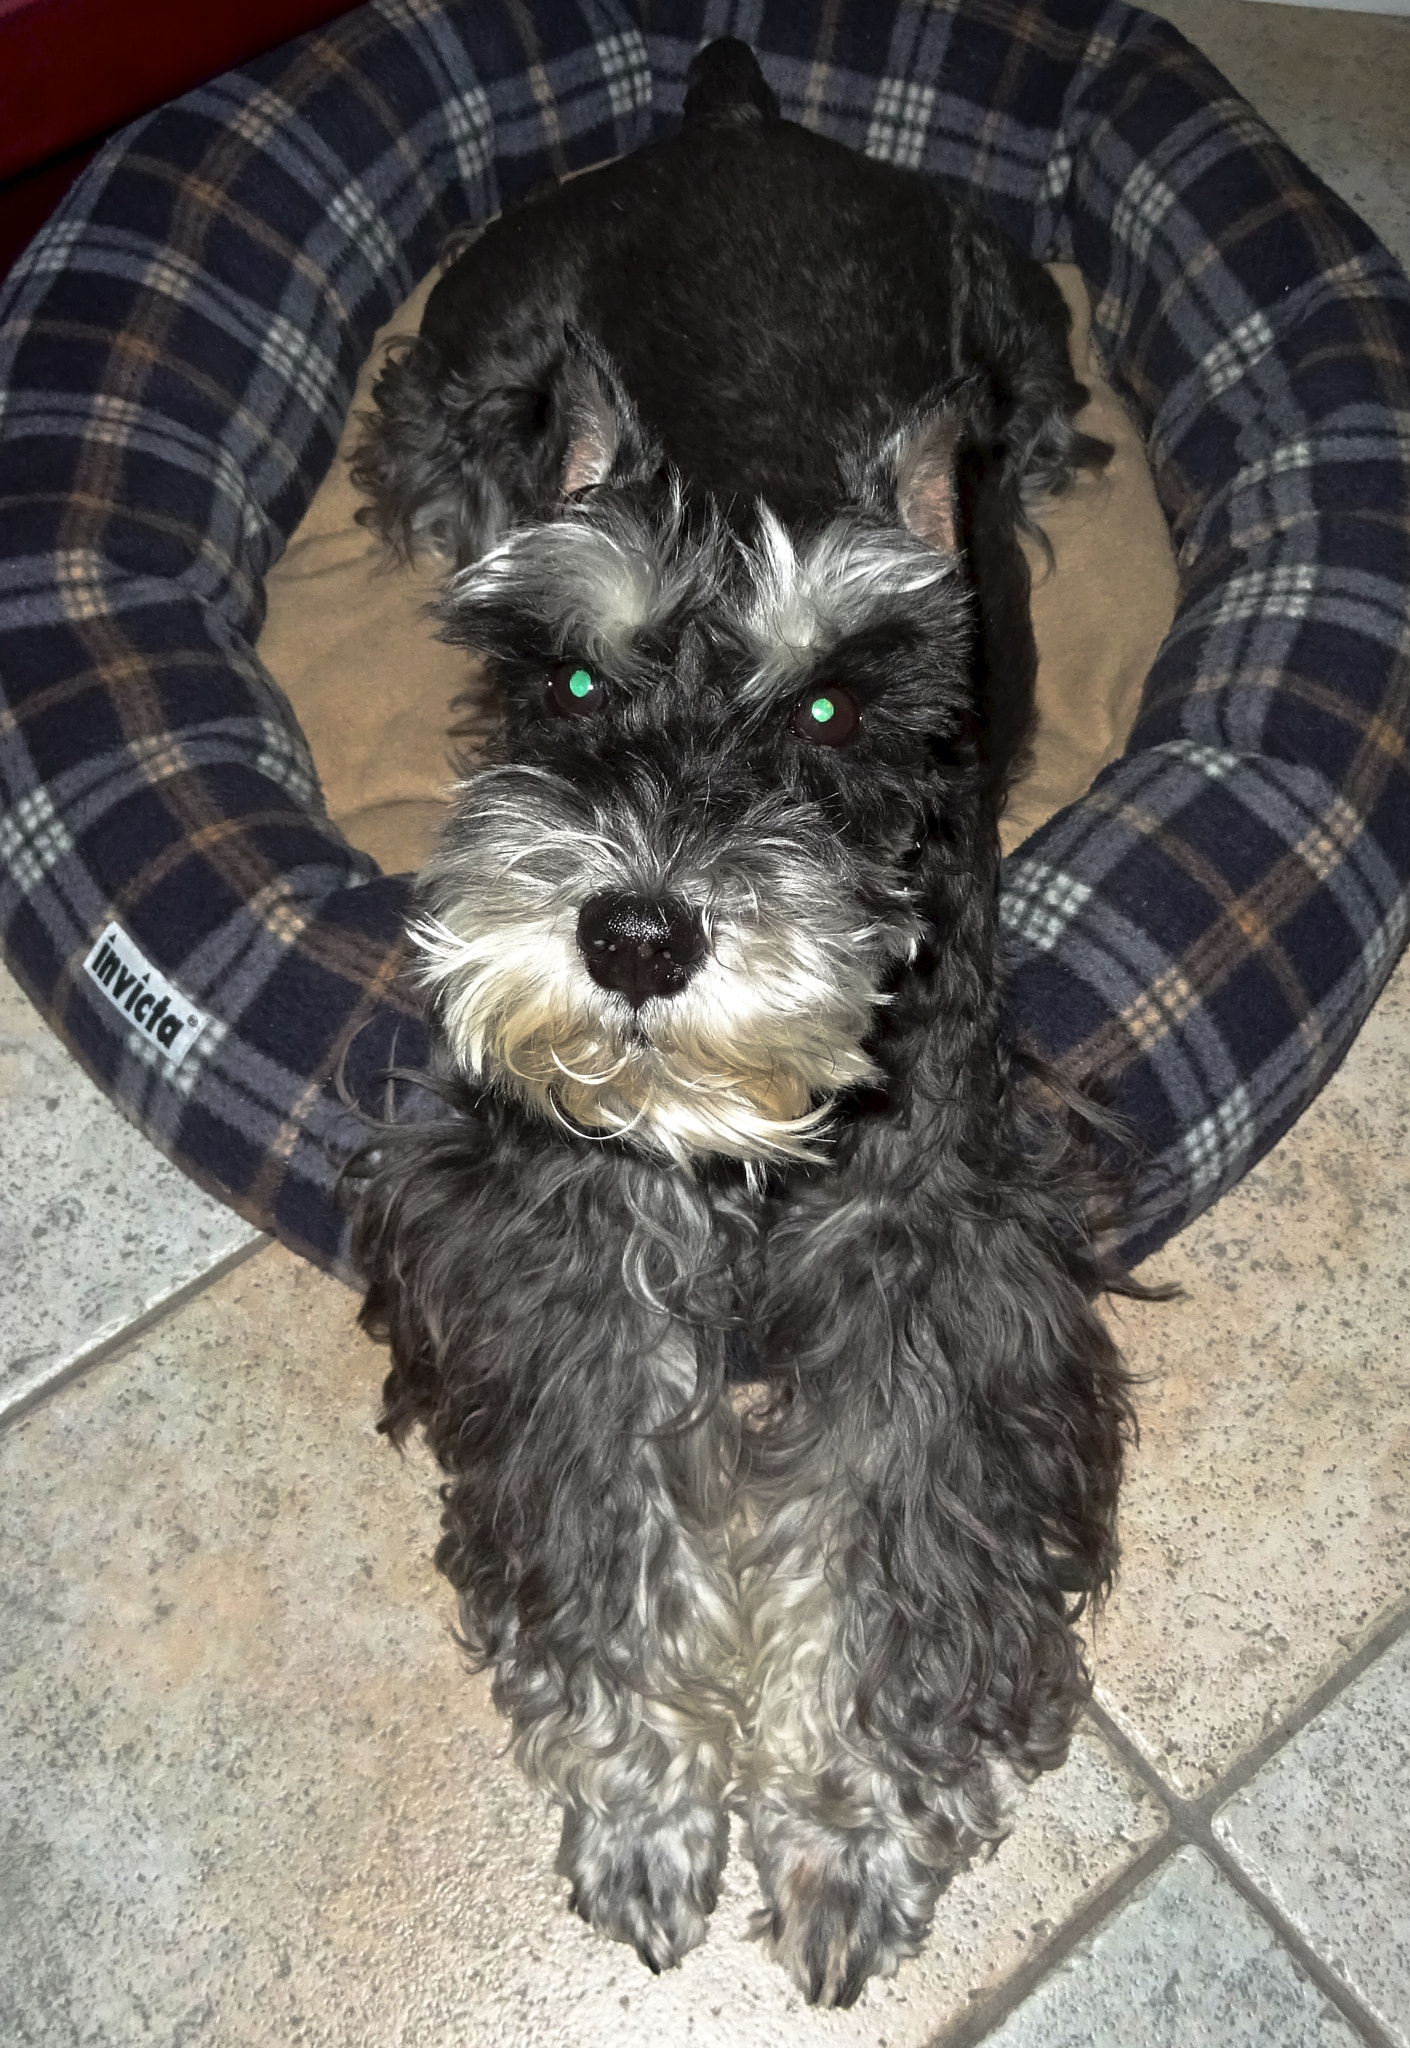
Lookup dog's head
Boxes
[408,332,994,1167]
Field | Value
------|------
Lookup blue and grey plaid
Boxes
[1,0,1407,1277]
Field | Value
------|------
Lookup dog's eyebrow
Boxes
[441,489,728,676]
[728,508,963,702]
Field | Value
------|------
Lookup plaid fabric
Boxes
[1,0,1407,1277]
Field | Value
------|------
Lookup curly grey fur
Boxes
[349,38,1131,2009]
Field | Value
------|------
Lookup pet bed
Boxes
[1,0,1407,1278]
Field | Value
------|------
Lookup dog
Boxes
[348,39,1133,2008]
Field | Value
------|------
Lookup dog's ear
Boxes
[892,411,962,554]
[352,318,657,569]
[875,380,993,555]
[555,327,656,497]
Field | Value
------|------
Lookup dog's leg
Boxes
[737,1151,1128,2006]
[358,1128,741,1972]
[736,1384,997,2007]
[450,1309,740,1974]
[735,1441,966,2007]
[532,1317,741,1972]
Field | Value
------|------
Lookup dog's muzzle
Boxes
[577,891,706,1007]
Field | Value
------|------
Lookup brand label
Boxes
[82,922,211,1068]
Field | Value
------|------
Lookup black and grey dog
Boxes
[350,39,1132,2008]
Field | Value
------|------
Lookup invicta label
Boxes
[83,922,211,1068]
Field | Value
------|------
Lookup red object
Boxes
[0,0,358,278]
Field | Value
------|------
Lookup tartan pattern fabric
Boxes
[1,0,1407,1276]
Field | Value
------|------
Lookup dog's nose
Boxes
[576,891,705,1005]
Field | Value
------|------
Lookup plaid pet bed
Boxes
[2,0,1407,1278]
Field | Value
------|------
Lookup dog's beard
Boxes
[414,766,919,1164]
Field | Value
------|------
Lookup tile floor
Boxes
[3,3,1409,2043]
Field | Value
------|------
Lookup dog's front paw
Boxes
[558,1799,728,1973]
[750,1820,939,2007]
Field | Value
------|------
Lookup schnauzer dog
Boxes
[350,39,1133,2008]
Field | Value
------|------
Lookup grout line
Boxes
[1199,1840,1400,2048]
[931,1597,1410,2048]
[1086,1621,1410,2048]
[1096,1594,1410,1818]
[0,1233,273,1434]
[928,1825,1181,2048]
[1088,1705,1400,2048]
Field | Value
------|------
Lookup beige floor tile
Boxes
[1213,1630,1410,2046]
[0,964,259,1422]
[978,1847,1362,2048]
[1090,954,1410,1796]
[1,1245,1166,2048]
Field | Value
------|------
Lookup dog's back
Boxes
[360,41,1100,557]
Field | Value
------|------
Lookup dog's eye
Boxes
[548,663,605,717]
[791,686,860,748]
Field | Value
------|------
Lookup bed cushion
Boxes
[2,0,1407,1276]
